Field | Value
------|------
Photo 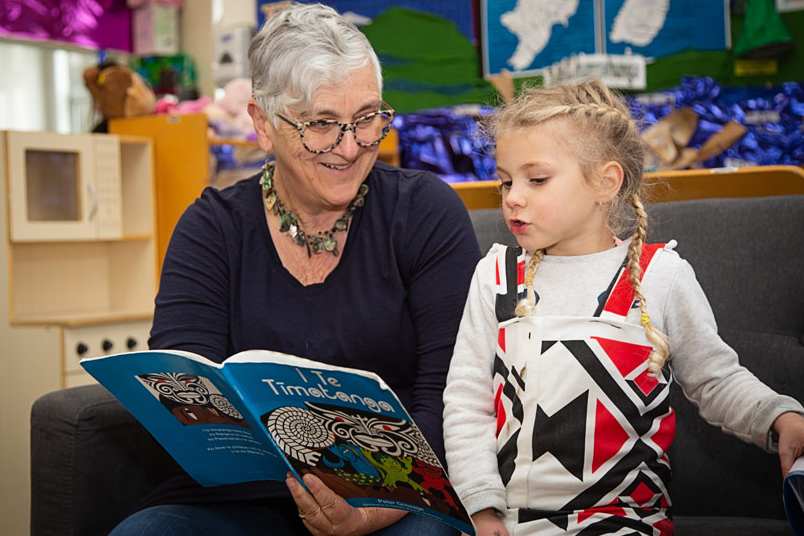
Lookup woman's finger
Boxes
[286,473,326,524]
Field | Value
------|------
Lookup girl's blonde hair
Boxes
[493,79,669,378]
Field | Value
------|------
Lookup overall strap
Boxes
[595,243,666,320]
[495,245,525,323]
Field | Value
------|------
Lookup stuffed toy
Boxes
[83,61,156,132]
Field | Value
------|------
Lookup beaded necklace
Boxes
[260,161,368,257]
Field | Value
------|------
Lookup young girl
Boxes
[442,80,804,536]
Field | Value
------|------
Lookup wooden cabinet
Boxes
[109,113,211,272]
[0,132,157,536]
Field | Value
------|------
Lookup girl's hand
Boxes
[470,508,510,536]
[772,411,804,478]
[286,473,406,536]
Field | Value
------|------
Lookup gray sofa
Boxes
[31,195,804,536]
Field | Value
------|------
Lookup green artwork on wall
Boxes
[360,8,497,113]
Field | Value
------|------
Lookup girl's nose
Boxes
[504,181,526,208]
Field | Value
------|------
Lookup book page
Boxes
[82,350,288,486]
[224,354,474,534]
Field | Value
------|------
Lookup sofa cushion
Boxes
[30,384,179,536]
[674,515,792,535]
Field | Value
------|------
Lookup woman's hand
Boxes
[286,473,406,536]
[772,411,804,477]
[469,508,510,536]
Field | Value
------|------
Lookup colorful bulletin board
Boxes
[257,0,476,40]
[480,0,730,78]
[255,0,496,112]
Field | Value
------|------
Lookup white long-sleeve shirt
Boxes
[443,240,804,517]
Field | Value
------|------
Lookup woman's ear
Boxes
[248,99,274,153]
[597,161,624,204]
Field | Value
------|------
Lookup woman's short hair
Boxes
[249,2,382,127]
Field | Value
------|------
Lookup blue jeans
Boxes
[107,501,460,536]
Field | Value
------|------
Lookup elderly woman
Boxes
[108,3,480,536]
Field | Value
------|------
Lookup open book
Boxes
[785,456,804,536]
[81,349,474,535]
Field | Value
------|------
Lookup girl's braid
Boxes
[626,193,669,378]
[515,249,544,317]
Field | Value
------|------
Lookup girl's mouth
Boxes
[509,219,529,233]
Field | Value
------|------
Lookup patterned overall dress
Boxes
[492,244,676,536]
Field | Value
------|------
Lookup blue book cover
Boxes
[784,456,804,536]
[81,349,475,535]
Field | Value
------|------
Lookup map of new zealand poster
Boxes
[481,0,729,77]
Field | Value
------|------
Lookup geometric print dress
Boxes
[491,244,676,535]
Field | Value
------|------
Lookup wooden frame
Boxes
[450,165,804,210]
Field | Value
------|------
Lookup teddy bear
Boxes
[83,61,156,132]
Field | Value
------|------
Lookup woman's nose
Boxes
[333,128,360,159]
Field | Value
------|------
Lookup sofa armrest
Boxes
[31,384,179,536]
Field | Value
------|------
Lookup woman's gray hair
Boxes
[249,2,382,127]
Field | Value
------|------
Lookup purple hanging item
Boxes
[394,107,496,183]
[0,0,131,51]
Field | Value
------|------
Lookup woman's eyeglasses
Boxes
[276,104,395,154]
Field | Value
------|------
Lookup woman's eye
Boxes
[307,120,336,133]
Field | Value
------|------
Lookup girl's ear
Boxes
[248,99,275,154]
[597,161,624,204]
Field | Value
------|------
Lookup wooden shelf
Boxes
[10,310,154,327]
[450,165,804,210]
[645,165,804,202]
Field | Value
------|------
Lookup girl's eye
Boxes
[530,177,548,185]
[499,180,512,189]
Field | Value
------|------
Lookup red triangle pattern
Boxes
[629,481,656,506]
[602,243,663,317]
[517,260,525,286]
[653,517,675,535]
[650,409,676,452]
[591,336,652,379]
[577,500,626,524]
[494,383,505,437]
[592,400,630,473]
[634,367,660,395]
[495,256,500,286]
[498,327,506,354]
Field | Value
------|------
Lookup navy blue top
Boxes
[144,161,481,506]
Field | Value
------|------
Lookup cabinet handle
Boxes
[102,339,114,352]
[126,337,138,350]
[87,182,98,220]
[76,342,88,356]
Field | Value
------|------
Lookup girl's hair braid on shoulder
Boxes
[488,79,669,377]
[627,193,669,377]
[515,249,544,317]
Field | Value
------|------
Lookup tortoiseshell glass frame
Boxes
[276,103,396,154]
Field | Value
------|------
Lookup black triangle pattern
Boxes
[531,391,588,481]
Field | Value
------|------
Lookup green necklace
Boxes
[260,161,368,257]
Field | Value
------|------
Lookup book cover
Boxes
[81,349,474,535]
[784,456,804,536]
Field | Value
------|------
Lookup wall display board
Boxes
[257,0,475,40]
[481,0,729,77]
[256,1,495,112]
